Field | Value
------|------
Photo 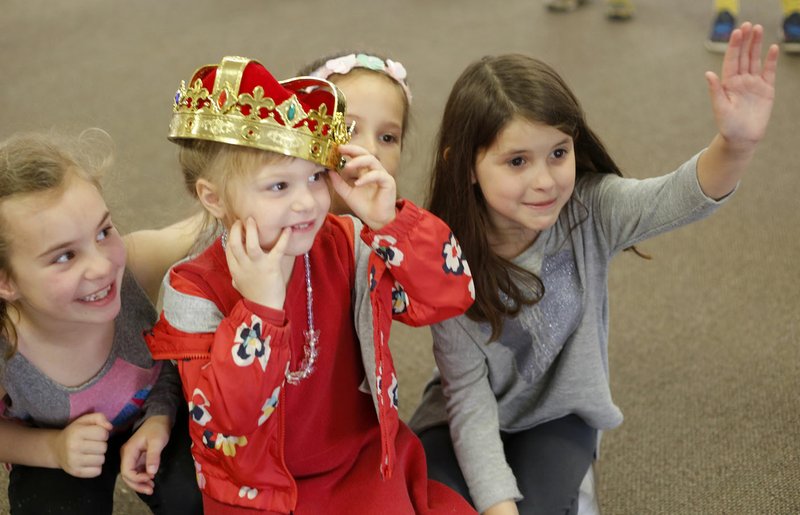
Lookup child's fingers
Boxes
[337,143,369,159]
[704,71,722,104]
[79,437,110,457]
[329,169,352,198]
[354,169,393,189]
[748,24,763,74]
[342,154,383,176]
[74,412,113,432]
[121,472,155,495]
[269,227,291,261]
[74,462,105,478]
[737,23,753,74]
[225,220,245,261]
[721,25,744,81]
[762,44,779,85]
[145,446,162,478]
[243,217,262,258]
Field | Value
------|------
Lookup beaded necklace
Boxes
[286,253,319,384]
[221,231,319,384]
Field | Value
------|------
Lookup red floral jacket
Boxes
[146,201,474,513]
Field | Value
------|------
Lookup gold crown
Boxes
[169,56,351,169]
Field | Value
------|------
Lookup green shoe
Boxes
[607,0,634,20]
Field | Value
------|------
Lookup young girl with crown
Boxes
[145,56,478,514]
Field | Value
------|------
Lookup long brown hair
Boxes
[427,54,623,340]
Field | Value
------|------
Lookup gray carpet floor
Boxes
[2,1,798,513]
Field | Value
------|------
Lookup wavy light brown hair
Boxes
[427,54,624,340]
[0,130,109,357]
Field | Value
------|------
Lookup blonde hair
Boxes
[176,139,291,246]
[0,130,112,357]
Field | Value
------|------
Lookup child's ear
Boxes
[195,179,226,220]
[0,272,19,302]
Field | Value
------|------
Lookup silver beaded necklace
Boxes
[221,230,319,384]
[285,252,319,385]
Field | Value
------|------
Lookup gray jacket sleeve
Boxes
[139,360,183,426]
[432,318,522,512]
[582,151,731,254]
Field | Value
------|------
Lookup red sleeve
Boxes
[361,199,475,326]
[146,266,292,437]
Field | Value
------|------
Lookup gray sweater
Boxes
[409,152,730,512]
[0,270,181,431]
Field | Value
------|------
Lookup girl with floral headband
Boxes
[298,52,412,215]
[146,56,477,514]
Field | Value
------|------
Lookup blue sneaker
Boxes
[781,12,800,54]
[705,10,737,53]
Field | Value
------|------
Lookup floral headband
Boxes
[309,53,412,103]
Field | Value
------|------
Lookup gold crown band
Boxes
[169,57,350,169]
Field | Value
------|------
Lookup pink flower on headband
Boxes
[385,59,407,82]
[311,53,412,103]
[325,54,358,75]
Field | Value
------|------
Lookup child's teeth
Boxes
[83,285,111,302]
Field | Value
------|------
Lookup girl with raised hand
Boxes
[410,23,778,515]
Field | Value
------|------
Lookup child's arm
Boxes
[0,399,112,478]
[148,223,293,436]
[119,414,171,495]
[124,212,204,303]
[333,144,474,325]
[697,22,778,200]
[482,501,519,515]
[431,320,521,513]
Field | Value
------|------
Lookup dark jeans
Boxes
[419,415,596,515]
[8,408,202,515]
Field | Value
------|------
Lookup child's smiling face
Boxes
[474,116,576,259]
[0,173,126,328]
[224,156,331,257]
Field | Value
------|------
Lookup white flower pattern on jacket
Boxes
[442,233,475,299]
[371,234,404,268]
[189,388,212,426]
[232,315,271,371]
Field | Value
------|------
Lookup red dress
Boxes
[148,202,476,514]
